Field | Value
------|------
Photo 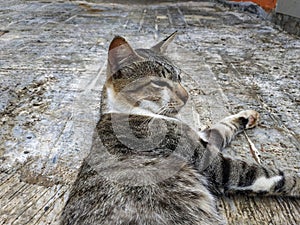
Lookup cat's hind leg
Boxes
[203,153,300,198]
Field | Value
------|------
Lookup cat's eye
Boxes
[151,80,172,89]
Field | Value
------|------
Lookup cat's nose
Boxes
[176,84,189,104]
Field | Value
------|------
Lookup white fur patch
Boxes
[139,100,160,113]
[104,85,180,122]
[161,89,170,106]
[233,175,283,193]
[250,176,282,192]
[106,87,117,112]
[104,87,179,122]
[109,107,179,122]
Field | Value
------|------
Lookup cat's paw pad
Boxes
[237,110,260,129]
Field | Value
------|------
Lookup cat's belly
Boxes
[61,159,221,225]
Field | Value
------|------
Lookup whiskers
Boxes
[156,105,170,116]
[137,105,169,128]
[159,102,182,116]
[139,105,168,127]
[131,97,183,129]
[140,116,155,127]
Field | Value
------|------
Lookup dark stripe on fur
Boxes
[244,165,258,186]
[262,167,270,178]
[221,157,231,186]
[292,176,297,189]
[274,176,285,193]
[238,161,247,187]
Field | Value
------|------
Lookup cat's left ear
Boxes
[151,31,177,54]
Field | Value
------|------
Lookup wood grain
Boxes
[0,1,299,224]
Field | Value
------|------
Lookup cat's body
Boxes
[61,33,299,225]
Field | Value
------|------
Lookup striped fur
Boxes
[61,33,299,225]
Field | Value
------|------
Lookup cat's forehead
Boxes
[116,60,180,80]
[136,49,175,66]
[111,49,181,82]
[136,49,181,79]
[152,60,181,80]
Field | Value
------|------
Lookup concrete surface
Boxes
[276,0,300,19]
[273,0,300,36]
[273,12,300,36]
[0,0,299,224]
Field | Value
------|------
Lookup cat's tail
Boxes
[202,153,300,197]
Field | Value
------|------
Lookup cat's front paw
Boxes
[236,110,260,129]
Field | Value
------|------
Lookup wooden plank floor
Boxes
[0,1,299,224]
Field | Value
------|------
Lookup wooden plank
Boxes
[0,1,299,224]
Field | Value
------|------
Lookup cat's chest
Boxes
[97,113,203,158]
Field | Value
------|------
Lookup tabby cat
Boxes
[61,32,299,225]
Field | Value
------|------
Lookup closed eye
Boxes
[151,80,172,89]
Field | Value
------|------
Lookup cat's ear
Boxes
[151,31,177,54]
[108,36,142,74]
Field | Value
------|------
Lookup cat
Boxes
[60,32,299,225]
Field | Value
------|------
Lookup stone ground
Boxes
[0,0,299,224]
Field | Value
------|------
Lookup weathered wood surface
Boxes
[0,1,299,224]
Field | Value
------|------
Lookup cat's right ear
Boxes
[151,31,177,54]
[108,36,142,74]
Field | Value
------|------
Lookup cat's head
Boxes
[104,32,189,117]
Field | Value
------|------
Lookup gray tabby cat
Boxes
[61,32,299,225]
